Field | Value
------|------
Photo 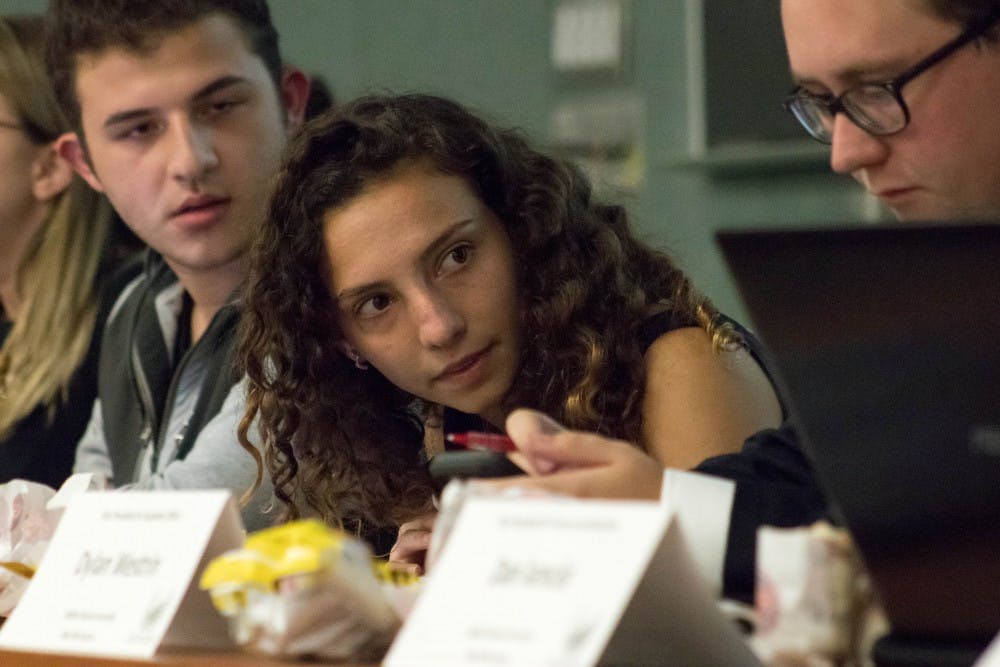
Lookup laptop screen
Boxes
[717,223,1000,642]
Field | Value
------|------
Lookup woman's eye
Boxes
[440,244,473,273]
[357,293,393,318]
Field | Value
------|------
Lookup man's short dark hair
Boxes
[925,0,1000,34]
[45,0,283,133]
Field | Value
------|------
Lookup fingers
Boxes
[499,408,664,500]
[505,409,563,473]
[487,455,662,501]
[506,408,620,472]
[389,514,438,573]
[505,408,564,440]
[507,409,628,469]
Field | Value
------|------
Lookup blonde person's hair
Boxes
[0,15,112,437]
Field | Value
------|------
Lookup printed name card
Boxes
[385,495,760,667]
[0,490,244,659]
[975,634,1000,667]
[660,468,736,595]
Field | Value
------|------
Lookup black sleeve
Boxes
[693,421,830,603]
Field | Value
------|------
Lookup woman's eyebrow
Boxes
[335,218,478,302]
[418,218,476,265]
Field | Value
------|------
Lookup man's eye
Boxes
[204,97,246,118]
[212,100,239,113]
[800,88,833,104]
[115,121,159,141]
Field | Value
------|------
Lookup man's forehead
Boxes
[71,14,258,91]
[71,18,268,122]
[782,0,959,86]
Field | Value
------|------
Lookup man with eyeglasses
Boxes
[781,0,1000,221]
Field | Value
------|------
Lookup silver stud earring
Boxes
[350,350,369,371]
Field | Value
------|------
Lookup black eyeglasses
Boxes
[0,120,24,132]
[784,13,1000,144]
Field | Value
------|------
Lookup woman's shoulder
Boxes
[644,324,740,377]
[643,312,784,420]
[640,315,784,467]
[642,314,774,392]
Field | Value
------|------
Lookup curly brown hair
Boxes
[239,93,736,530]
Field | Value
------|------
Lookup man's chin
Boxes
[895,205,1000,224]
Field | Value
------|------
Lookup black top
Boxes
[642,314,828,602]
[0,256,143,488]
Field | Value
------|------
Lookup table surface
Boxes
[0,647,379,666]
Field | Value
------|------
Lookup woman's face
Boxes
[323,160,521,427]
[0,93,46,234]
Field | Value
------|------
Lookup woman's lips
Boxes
[435,345,492,384]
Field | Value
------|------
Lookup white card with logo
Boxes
[385,495,760,667]
[0,490,244,658]
[975,633,1000,667]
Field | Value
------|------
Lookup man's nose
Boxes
[167,118,219,185]
[828,112,889,176]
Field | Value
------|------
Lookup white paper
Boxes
[974,632,1000,666]
[385,495,759,667]
[0,490,243,658]
[660,468,736,595]
[46,472,98,510]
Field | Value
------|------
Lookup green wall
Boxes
[7,0,872,323]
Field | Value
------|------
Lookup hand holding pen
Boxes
[445,431,517,453]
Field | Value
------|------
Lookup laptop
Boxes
[716,223,1000,666]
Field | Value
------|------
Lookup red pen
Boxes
[445,431,517,453]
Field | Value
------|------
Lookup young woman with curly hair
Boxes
[240,93,825,599]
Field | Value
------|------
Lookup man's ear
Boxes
[279,67,310,132]
[31,142,74,202]
[55,131,104,193]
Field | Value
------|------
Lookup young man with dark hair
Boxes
[47,0,309,530]
[781,0,1000,221]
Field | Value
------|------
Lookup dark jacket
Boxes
[73,252,275,530]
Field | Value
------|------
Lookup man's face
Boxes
[60,13,306,283]
[782,0,1000,220]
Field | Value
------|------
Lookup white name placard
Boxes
[385,495,760,667]
[661,468,736,595]
[0,490,244,659]
[975,633,1000,667]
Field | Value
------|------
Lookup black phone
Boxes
[428,450,525,491]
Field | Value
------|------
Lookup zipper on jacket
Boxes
[131,342,158,483]
[149,343,196,472]
[148,303,232,472]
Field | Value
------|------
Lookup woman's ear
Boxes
[336,340,370,370]
[31,142,74,202]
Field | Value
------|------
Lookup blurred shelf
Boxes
[660,140,830,177]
